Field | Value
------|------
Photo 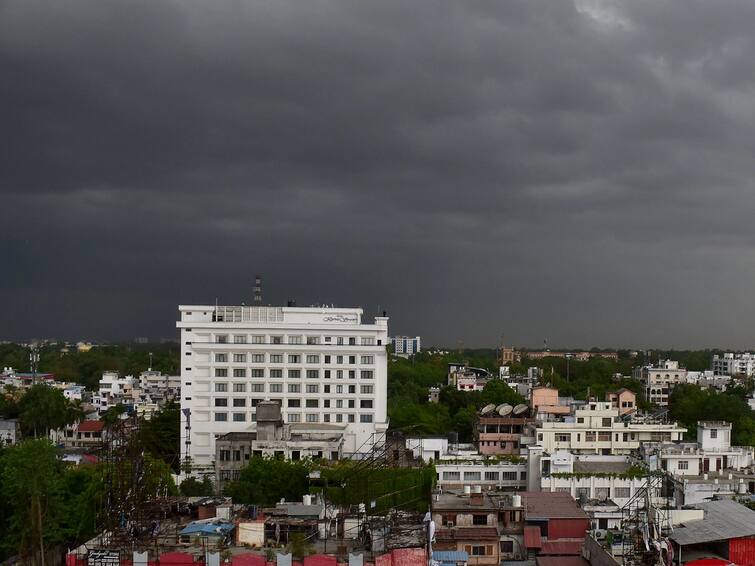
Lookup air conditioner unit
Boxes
[446,521,454,528]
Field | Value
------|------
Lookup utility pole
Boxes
[30,345,39,386]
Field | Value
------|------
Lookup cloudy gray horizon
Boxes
[3,0,755,349]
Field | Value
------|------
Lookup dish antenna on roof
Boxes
[498,404,513,416]
[480,404,496,415]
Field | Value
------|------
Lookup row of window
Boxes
[441,470,525,481]
[214,353,375,364]
[214,368,374,379]
[213,411,373,423]
[214,397,374,409]
[213,335,376,346]
[214,383,374,394]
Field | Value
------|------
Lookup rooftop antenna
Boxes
[254,274,262,305]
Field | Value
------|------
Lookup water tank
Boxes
[473,485,482,494]
[740,479,748,494]
[512,494,522,508]
[303,494,312,505]
[464,485,471,496]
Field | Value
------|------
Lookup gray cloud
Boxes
[3,0,755,348]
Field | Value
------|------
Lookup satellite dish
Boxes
[480,404,496,415]
[498,404,513,416]
[513,404,529,416]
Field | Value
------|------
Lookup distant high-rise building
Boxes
[390,336,421,355]
[177,304,389,468]
[712,353,755,377]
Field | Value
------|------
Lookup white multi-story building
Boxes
[533,401,686,455]
[712,353,755,377]
[390,336,421,356]
[177,304,389,468]
[633,359,688,406]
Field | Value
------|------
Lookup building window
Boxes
[233,413,246,422]
[215,413,227,422]
[500,541,514,554]
[348,385,356,394]
[216,335,228,344]
[215,368,228,377]
[360,385,374,394]
[271,336,282,344]
[251,354,264,363]
[361,370,374,379]
[288,399,301,408]
[288,335,303,345]
[306,399,319,408]
[234,353,247,363]
[324,355,331,364]
[614,487,631,498]
[252,335,265,344]
[576,487,590,500]
[233,383,246,393]
[306,413,319,423]
[233,335,247,344]
[270,354,283,363]
[336,400,343,408]
[306,370,319,379]
[270,384,283,393]
[710,429,718,439]
[348,370,356,379]
[324,400,330,408]
[336,385,343,394]
[360,414,373,423]
[306,354,319,363]
[348,414,355,423]
[251,383,264,393]
[349,355,356,364]
[288,355,301,364]
[361,355,374,364]
[215,353,228,363]
[306,384,319,393]
[233,398,246,407]
[595,487,610,500]
[467,546,486,557]
[233,368,246,378]
[472,514,487,525]
[324,370,331,379]
[288,384,301,393]
[215,383,228,392]
[464,471,481,480]
[555,433,570,442]
[270,369,283,378]
[360,400,373,409]
[215,398,228,407]
[288,370,301,379]
[678,460,689,470]
[348,400,355,408]
[442,471,460,480]
[484,471,499,481]
[324,414,331,422]
[288,413,300,423]
[306,336,319,345]
[251,369,264,378]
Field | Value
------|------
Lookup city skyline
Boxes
[4,1,755,348]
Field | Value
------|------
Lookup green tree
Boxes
[140,401,180,472]
[225,457,310,504]
[180,476,215,496]
[286,532,314,559]
[2,439,64,562]
[18,384,76,438]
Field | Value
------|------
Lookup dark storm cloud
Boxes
[3,0,755,348]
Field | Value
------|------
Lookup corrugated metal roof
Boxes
[432,551,468,562]
[669,499,755,546]
[521,492,588,520]
[539,540,583,555]
[524,526,542,549]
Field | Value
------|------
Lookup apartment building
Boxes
[177,305,389,468]
[712,352,755,377]
[633,359,687,406]
[390,336,421,356]
[533,401,686,455]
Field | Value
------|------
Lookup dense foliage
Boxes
[669,383,755,444]
[224,456,435,513]
[0,342,180,390]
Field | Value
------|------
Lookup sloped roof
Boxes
[669,499,755,546]
[524,526,542,549]
[77,420,104,433]
[521,492,588,520]
[539,540,584,555]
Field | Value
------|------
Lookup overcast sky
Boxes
[3,1,755,348]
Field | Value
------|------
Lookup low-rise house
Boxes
[432,491,504,565]
[435,456,527,491]
[533,401,686,455]
[0,418,20,445]
[475,407,534,456]
[520,491,589,559]
[605,389,636,416]
[669,499,755,565]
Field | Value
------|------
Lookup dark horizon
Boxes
[4,1,755,348]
